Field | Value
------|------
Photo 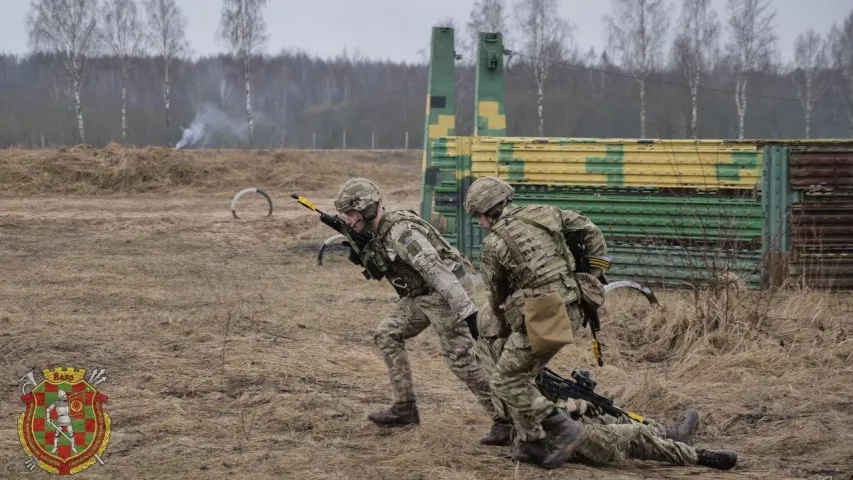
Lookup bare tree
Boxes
[672,0,720,138]
[218,0,269,146]
[829,11,853,136]
[103,0,146,143]
[27,0,102,143]
[465,0,511,62]
[143,0,189,146]
[513,0,571,136]
[789,29,831,138]
[724,0,777,139]
[604,0,670,139]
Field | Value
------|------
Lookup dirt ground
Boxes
[1,146,851,479]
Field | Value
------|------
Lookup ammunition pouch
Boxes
[501,280,579,333]
[574,272,605,309]
[359,248,389,281]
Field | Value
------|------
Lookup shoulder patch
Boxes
[397,228,424,257]
[398,229,414,245]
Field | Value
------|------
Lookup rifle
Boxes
[292,193,407,297]
[565,230,605,366]
[536,367,648,424]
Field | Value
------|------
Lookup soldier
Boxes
[463,175,611,468]
[474,308,738,471]
[332,178,511,445]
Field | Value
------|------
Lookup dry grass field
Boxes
[0,145,851,479]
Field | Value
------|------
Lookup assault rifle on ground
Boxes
[536,367,649,424]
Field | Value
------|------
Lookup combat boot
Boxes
[664,409,699,445]
[540,410,585,469]
[696,449,737,470]
[480,419,513,446]
[502,439,549,465]
[367,401,420,427]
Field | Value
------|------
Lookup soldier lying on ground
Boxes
[474,307,738,471]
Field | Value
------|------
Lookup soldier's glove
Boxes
[341,241,362,266]
[462,311,479,340]
[575,399,604,418]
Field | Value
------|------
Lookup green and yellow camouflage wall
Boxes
[430,136,766,288]
[419,27,853,289]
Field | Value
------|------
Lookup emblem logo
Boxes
[17,366,111,475]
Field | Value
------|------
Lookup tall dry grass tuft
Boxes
[594,285,853,464]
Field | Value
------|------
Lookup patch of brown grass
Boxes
[0,145,420,196]
[1,149,851,479]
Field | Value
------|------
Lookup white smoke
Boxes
[175,103,249,149]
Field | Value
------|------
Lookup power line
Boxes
[508,50,853,109]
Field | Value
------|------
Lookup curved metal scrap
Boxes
[231,187,273,219]
[317,234,346,265]
[604,280,660,306]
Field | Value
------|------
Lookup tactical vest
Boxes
[365,209,464,297]
[490,204,577,295]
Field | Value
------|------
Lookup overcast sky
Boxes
[1,0,850,64]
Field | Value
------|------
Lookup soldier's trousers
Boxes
[373,274,498,419]
[488,331,559,442]
[573,422,698,466]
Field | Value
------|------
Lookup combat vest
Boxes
[489,203,578,301]
[364,209,465,298]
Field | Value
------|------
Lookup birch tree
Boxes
[604,0,670,139]
[789,29,831,138]
[143,0,189,146]
[829,12,853,136]
[513,0,571,136]
[103,0,146,143]
[218,0,269,146]
[672,0,720,138]
[724,0,777,139]
[27,0,102,143]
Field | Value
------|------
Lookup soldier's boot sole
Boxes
[665,409,699,445]
[697,449,737,470]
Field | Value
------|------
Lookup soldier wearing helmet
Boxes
[463,176,609,468]
[332,178,512,445]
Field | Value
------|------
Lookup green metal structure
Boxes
[418,28,853,290]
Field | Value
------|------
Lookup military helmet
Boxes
[334,178,383,221]
[464,176,514,216]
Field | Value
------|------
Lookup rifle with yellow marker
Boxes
[291,193,376,276]
[536,367,649,424]
[292,194,409,299]
[565,230,611,367]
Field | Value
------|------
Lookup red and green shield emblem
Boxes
[17,367,111,475]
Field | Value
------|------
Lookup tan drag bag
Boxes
[524,292,574,356]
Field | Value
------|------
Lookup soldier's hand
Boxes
[577,399,604,417]
[341,241,362,266]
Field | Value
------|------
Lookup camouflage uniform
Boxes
[333,178,505,434]
[478,203,607,441]
[464,176,607,468]
[369,209,495,415]
[474,307,698,467]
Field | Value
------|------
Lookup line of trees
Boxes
[1,0,851,149]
